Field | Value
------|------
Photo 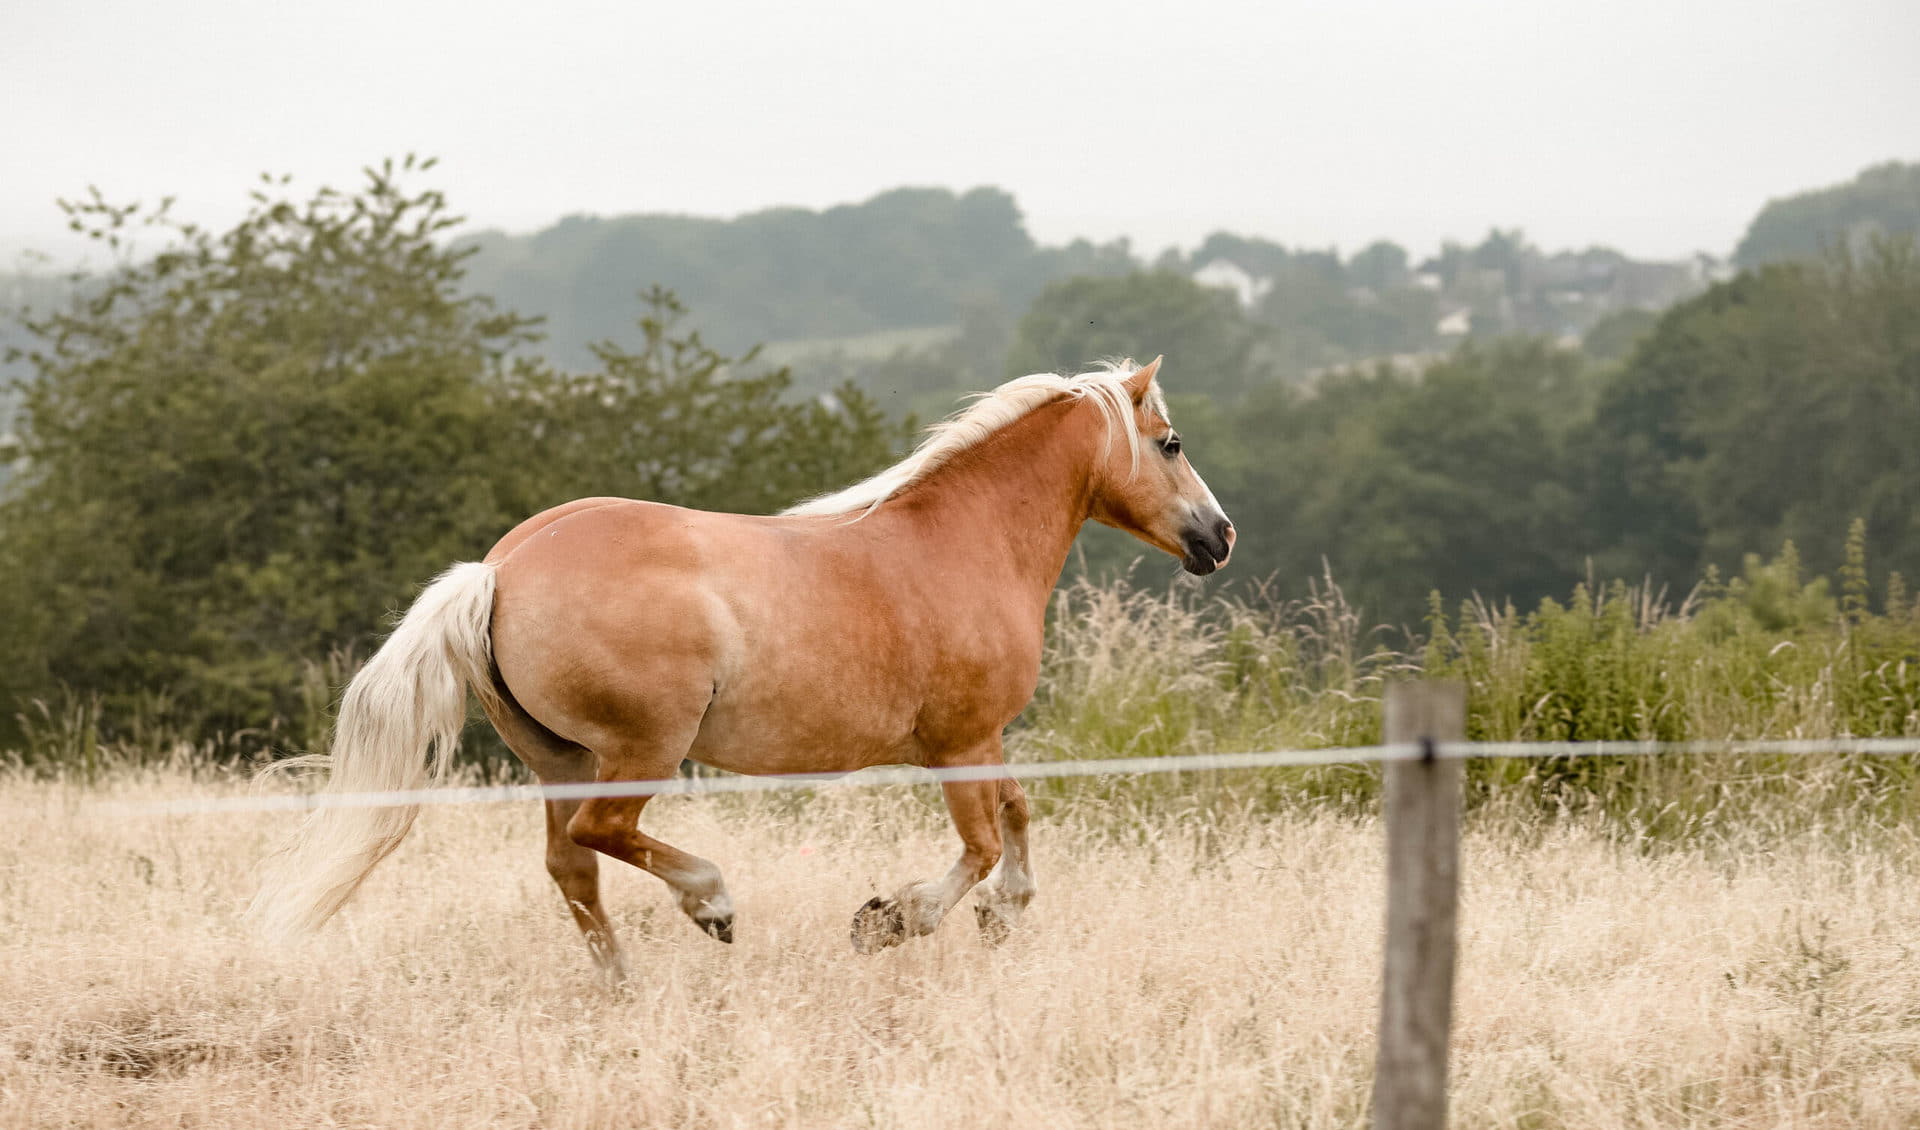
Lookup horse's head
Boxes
[1088,357,1236,576]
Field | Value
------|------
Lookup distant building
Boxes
[1191,258,1272,310]
[1435,308,1473,337]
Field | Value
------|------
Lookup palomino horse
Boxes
[250,357,1233,972]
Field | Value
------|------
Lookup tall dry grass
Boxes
[1011,563,1920,833]
[18,555,1920,836]
[12,561,1920,1125]
[5,765,1920,1128]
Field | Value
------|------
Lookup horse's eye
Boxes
[1160,433,1182,457]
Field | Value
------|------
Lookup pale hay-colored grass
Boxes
[5,770,1920,1128]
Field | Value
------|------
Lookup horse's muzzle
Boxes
[1180,517,1235,576]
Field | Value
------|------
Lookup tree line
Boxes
[1016,239,1920,626]
[450,160,1920,404]
[3,158,1917,748]
[456,186,1136,368]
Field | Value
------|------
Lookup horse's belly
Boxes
[685,690,921,776]
[684,644,1035,775]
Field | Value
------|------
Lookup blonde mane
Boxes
[783,361,1167,519]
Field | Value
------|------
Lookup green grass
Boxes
[13,539,1920,840]
[1007,540,1920,836]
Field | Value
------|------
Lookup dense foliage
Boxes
[1004,271,1267,394]
[1218,338,1591,621]
[1075,237,1920,626]
[0,161,906,740]
[1013,543,1920,831]
[1583,240,1920,587]
[5,157,1920,762]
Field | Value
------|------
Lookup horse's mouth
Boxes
[1180,522,1233,576]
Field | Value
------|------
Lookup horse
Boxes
[249,356,1234,974]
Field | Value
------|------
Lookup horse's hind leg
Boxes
[569,788,734,943]
[974,778,1035,943]
[543,797,625,978]
[483,689,626,979]
[565,719,733,943]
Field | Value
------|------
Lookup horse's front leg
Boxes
[852,771,1001,953]
[974,778,1035,943]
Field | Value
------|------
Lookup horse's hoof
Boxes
[599,964,633,996]
[695,913,734,944]
[975,903,1012,946]
[851,896,906,954]
[597,955,632,986]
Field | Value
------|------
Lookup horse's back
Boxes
[484,496,633,566]
[481,499,919,766]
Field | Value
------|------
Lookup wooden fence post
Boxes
[1372,680,1467,1130]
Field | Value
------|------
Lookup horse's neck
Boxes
[882,399,1098,602]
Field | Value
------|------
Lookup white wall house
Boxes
[1191,258,1272,310]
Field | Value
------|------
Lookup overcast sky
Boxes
[4,0,1915,270]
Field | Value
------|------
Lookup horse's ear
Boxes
[1123,356,1162,404]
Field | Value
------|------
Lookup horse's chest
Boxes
[693,613,1038,768]
[908,626,1040,740]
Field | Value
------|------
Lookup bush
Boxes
[0,161,906,743]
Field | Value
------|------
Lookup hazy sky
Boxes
[4,0,1915,269]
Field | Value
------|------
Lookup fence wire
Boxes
[133,737,1920,816]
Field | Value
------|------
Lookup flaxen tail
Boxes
[248,562,500,939]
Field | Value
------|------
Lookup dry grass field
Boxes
[5,767,1920,1129]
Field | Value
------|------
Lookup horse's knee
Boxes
[566,811,624,857]
[545,843,596,885]
[966,840,1003,883]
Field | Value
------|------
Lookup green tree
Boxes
[1225,340,1590,623]
[1735,162,1920,269]
[1578,307,1659,362]
[1253,260,1437,371]
[507,287,905,517]
[1004,271,1267,396]
[0,162,907,740]
[780,295,1018,423]
[1346,241,1411,291]
[0,159,533,729]
[1578,237,1920,587]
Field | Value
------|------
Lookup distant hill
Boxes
[455,187,1726,400]
[1735,161,1920,268]
[458,187,1132,368]
[5,161,1910,418]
